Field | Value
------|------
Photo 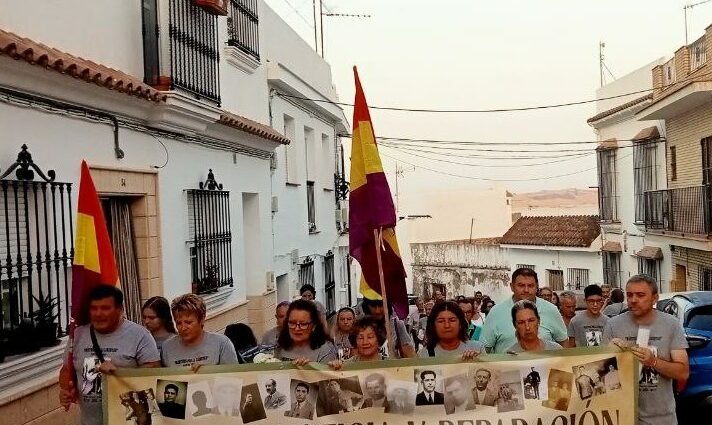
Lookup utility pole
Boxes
[319,9,371,58]
[599,41,605,88]
[394,163,414,215]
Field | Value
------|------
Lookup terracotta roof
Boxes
[218,112,291,145]
[601,241,622,252]
[596,138,618,151]
[586,93,653,124]
[635,246,663,260]
[500,215,600,248]
[632,126,660,142]
[0,28,165,102]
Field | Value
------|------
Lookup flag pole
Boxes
[373,227,396,358]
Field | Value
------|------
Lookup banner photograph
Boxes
[105,348,636,425]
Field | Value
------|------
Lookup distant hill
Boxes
[511,188,598,215]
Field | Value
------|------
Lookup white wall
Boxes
[506,244,604,291]
[592,58,673,290]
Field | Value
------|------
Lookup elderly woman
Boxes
[418,301,482,359]
[141,296,177,354]
[161,294,238,369]
[507,300,563,353]
[332,307,356,360]
[328,316,387,370]
[275,299,337,365]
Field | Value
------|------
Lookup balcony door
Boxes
[702,137,712,232]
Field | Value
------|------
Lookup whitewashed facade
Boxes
[0,1,348,423]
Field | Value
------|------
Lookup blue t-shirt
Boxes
[480,297,568,353]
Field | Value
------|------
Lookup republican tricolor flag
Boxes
[71,161,119,326]
[348,67,408,319]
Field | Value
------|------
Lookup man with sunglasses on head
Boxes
[567,285,608,348]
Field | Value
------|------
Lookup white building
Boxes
[587,58,672,291]
[0,1,348,423]
[500,216,603,291]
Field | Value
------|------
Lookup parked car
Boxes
[656,292,712,422]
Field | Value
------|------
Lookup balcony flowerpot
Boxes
[36,322,60,347]
[30,294,60,347]
[194,0,228,16]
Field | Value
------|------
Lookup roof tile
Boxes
[587,94,653,124]
[0,28,165,102]
[219,112,291,145]
[501,215,600,248]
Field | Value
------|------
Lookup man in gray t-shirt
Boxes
[59,286,160,425]
[568,284,608,347]
[601,275,689,425]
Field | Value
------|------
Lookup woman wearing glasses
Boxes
[275,299,337,365]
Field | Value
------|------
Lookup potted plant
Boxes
[30,294,60,347]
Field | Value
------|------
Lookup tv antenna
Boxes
[313,1,371,58]
[684,0,712,44]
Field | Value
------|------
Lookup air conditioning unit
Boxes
[291,249,299,266]
[271,196,279,213]
[265,271,275,291]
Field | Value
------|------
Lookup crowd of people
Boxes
[59,268,689,425]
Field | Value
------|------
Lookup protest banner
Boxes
[105,347,636,425]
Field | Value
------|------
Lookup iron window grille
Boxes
[700,265,712,291]
[187,169,233,295]
[227,0,260,61]
[566,268,590,290]
[307,181,316,233]
[547,269,564,291]
[169,0,221,104]
[324,251,335,317]
[634,141,657,223]
[597,149,618,222]
[638,258,659,282]
[298,257,314,289]
[602,252,621,288]
[0,145,74,342]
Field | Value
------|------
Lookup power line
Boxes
[275,78,712,113]
[279,0,314,28]
[377,142,594,158]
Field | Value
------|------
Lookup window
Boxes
[566,268,589,290]
[597,149,618,221]
[322,133,333,189]
[702,137,712,185]
[324,251,336,317]
[634,141,657,223]
[547,269,564,291]
[227,0,260,61]
[304,127,316,181]
[307,181,316,232]
[187,174,233,295]
[284,115,298,184]
[602,252,621,288]
[298,257,315,289]
[670,146,677,181]
[516,264,536,271]
[637,258,659,282]
[699,266,712,291]
[141,0,160,85]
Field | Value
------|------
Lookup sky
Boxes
[265,0,712,195]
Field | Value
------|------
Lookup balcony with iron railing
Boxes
[644,185,712,236]
[690,35,708,72]
[227,0,260,61]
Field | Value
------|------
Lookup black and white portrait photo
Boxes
[542,369,573,411]
[522,366,547,400]
[258,375,289,411]
[384,380,417,415]
[496,371,525,413]
[240,383,267,423]
[443,374,476,414]
[469,367,500,407]
[414,369,444,406]
[119,389,154,425]
[156,380,188,420]
[284,380,318,420]
[360,373,388,410]
[187,380,213,418]
[316,376,364,416]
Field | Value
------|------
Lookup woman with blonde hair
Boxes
[161,294,238,370]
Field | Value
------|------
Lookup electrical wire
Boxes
[345,135,645,146]
[377,141,593,154]
[377,142,594,159]
[275,78,712,113]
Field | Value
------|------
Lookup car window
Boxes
[687,306,712,331]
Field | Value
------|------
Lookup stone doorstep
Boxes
[0,340,66,402]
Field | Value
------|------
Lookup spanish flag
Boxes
[349,67,408,319]
[71,161,119,326]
